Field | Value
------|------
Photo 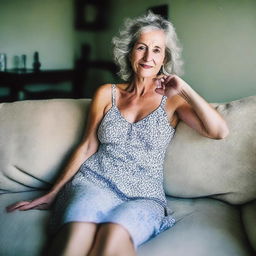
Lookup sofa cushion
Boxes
[241,199,256,251]
[1,193,253,256]
[164,96,256,204]
[0,191,50,256]
[0,99,90,193]
[138,197,254,256]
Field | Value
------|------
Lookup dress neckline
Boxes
[112,84,166,125]
[114,97,164,125]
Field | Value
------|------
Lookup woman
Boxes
[6,12,229,256]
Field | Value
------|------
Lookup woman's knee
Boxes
[101,223,131,238]
[90,223,135,256]
[56,222,97,244]
[48,222,98,256]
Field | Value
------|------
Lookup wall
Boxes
[171,0,256,102]
[0,0,255,102]
[0,0,74,70]
[90,0,256,102]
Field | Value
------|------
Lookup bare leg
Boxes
[88,223,136,256]
[47,222,97,256]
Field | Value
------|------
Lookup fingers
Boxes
[155,88,165,96]
[155,75,167,82]
[155,78,165,89]
[6,199,44,212]
[6,194,54,213]
[18,198,43,211]
[155,75,175,87]
[165,75,176,83]
[6,201,31,213]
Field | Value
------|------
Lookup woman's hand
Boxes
[155,75,229,139]
[155,75,189,98]
[6,191,57,213]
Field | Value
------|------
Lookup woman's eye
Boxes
[153,48,160,53]
[137,46,145,50]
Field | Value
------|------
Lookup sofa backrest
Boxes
[164,96,256,204]
[0,99,90,193]
[0,96,255,205]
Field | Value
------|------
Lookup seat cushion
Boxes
[138,197,254,256]
[164,96,256,204]
[0,191,50,256]
[1,193,253,256]
[241,199,256,251]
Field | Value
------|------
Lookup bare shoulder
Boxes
[83,83,113,129]
[91,84,112,110]
[93,83,112,100]
[79,84,113,144]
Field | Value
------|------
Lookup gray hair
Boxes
[112,12,184,81]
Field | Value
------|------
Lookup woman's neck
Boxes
[126,76,156,96]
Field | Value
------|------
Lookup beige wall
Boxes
[0,0,255,102]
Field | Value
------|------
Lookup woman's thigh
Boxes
[88,222,136,256]
[106,199,165,248]
[50,182,123,234]
[48,221,98,256]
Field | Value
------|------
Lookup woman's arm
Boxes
[6,84,112,212]
[155,75,229,139]
[49,84,111,195]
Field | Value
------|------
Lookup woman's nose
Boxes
[143,50,152,62]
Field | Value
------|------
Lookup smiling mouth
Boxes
[140,64,153,69]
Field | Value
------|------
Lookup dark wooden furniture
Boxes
[0,69,75,102]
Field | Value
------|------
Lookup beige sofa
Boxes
[0,96,255,256]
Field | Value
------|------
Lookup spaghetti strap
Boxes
[160,95,167,108]
[112,84,116,106]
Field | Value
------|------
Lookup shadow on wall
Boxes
[74,0,120,99]
[74,44,119,99]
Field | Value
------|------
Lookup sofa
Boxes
[0,95,255,256]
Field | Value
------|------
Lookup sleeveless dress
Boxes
[49,84,176,249]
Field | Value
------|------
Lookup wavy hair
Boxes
[112,11,184,81]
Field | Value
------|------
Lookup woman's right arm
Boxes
[6,84,112,212]
[48,83,112,195]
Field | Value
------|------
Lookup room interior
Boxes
[0,0,256,103]
[0,1,256,255]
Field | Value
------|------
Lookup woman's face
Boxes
[130,29,166,79]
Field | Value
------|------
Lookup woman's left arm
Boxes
[155,75,229,139]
